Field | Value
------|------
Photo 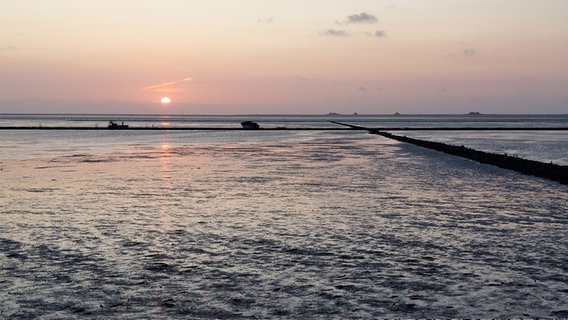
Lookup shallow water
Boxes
[1,114,566,165]
[1,130,567,318]
[401,130,568,165]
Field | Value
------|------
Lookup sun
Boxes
[161,97,171,104]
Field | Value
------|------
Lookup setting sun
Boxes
[161,97,171,104]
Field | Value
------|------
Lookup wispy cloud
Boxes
[365,30,387,38]
[142,77,193,91]
[463,48,477,57]
[337,12,378,24]
[323,29,350,37]
[0,45,16,51]
[257,17,274,24]
[446,48,479,59]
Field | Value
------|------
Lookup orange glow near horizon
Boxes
[1,1,567,114]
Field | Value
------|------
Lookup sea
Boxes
[0,114,567,319]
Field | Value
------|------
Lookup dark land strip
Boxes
[0,127,354,131]
[0,126,566,131]
[332,122,568,185]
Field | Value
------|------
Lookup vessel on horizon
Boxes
[108,120,129,129]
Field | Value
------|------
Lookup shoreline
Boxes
[0,126,566,131]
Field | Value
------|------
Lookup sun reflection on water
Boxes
[158,140,173,231]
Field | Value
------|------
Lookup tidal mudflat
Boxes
[1,128,567,318]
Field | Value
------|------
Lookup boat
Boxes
[108,121,129,129]
[241,121,260,129]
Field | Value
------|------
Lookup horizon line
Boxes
[1,112,567,117]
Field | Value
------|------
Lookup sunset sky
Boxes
[1,0,567,114]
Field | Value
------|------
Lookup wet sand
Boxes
[1,133,567,318]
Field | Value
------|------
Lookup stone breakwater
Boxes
[370,130,567,185]
[330,122,567,185]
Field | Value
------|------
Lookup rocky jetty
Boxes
[371,130,567,185]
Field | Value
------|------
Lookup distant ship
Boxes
[108,121,129,129]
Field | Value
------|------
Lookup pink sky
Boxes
[1,0,567,114]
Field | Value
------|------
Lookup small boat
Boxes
[241,121,260,129]
[108,121,129,129]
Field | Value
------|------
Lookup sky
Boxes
[1,0,567,114]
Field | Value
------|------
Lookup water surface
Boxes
[1,118,567,318]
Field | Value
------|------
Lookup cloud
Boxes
[358,86,368,92]
[385,4,406,11]
[338,12,378,24]
[447,48,479,58]
[142,77,193,91]
[257,17,274,24]
[463,48,477,57]
[373,30,386,38]
[364,30,387,38]
[323,29,350,37]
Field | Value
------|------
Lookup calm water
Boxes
[1,114,567,165]
[1,115,567,318]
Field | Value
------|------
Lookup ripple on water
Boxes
[0,133,567,318]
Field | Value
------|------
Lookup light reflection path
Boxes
[158,138,173,232]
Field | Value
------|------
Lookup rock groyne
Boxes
[330,122,567,185]
[371,130,567,185]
